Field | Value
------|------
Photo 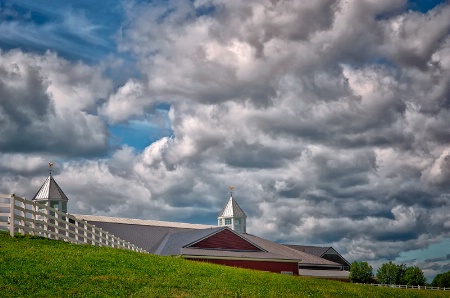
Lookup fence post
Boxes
[9,194,15,237]
[30,200,35,236]
[20,198,25,235]
[34,203,39,236]
[75,220,79,242]
[65,215,69,239]
[83,224,88,243]
[43,204,48,238]
[55,209,59,240]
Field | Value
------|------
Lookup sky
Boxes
[0,0,449,281]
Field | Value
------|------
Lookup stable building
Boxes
[33,171,350,278]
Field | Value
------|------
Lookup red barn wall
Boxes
[190,229,261,251]
[189,258,298,275]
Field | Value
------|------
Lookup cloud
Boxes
[107,0,450,261]
[2,0,450,274]
[0,50,111,156]
[425,254,450,263]
[0,0,120,61]
[380,4,450,70]
[100,79,154,123]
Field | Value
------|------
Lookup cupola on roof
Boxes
[218,195,246,218]
[32,163,69,202]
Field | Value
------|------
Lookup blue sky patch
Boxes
[109,109,173,151]
[407,0,447,12]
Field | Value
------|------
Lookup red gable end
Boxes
[188,229,262,251]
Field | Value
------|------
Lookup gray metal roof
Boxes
[243,235,340,266]
[283,245,329,257]
[78,220,190,253]
[284,244,351,267]
[73,214,215,254]
[75,214,214,229]
[218,196,247,218]
[32,175,69,202]
[76,215,342,266]
[156,227,224,255]
[154,225,340,265]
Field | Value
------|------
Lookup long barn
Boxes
[34,170,350,279]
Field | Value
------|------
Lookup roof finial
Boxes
[49,162,54,176]
[229,185,234,197]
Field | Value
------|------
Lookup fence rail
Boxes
[0,194,146,253]
[358,283,449,291]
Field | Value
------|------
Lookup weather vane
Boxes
[230,185,234,196]
[49,162,54,176]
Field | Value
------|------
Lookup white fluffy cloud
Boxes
[2,0,450,280]
[110,0,450,264]
[100,79,152,123]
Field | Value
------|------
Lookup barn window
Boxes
[225,218,231,225]
[235,219,240,225]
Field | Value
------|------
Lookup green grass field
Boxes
[0,232,448,298]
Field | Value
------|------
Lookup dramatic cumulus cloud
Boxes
[0,50,112,156]
[113,0,450,264]
[1,0,450,280]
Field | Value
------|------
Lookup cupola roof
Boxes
[32,163,69,202]
[218,196,246,218]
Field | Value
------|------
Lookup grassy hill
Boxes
[0,232,447,298]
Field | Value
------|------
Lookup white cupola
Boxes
[218,186,247,233]
[32,163,68,215]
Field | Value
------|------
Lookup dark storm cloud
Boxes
[380,5,450,70]
[223,140,301,169]
[0,50,110,157]
[425,254,450,263]
[0,60,54,151]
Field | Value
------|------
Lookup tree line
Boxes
[349,260,450,287]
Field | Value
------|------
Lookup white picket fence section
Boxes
[357,283,449,291]
[0,194,146,253]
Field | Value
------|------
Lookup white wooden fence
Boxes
[358,283,449,291]
[0,194,146,253]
